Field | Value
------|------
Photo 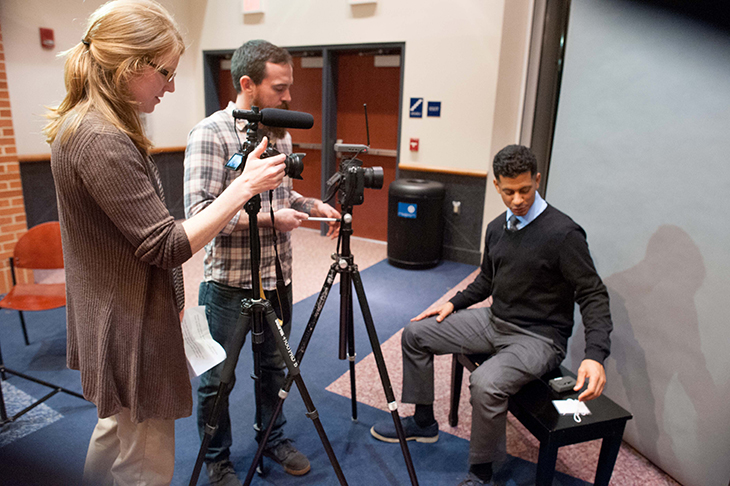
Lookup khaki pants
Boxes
[82,408,175,486]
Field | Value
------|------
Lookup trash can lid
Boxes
[389,179,445,197]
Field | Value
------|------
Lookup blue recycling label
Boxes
[397,202,417,219]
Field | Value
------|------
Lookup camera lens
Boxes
[285,153,305,180]
[363,166,384,189]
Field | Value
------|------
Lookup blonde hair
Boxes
[44,0,185,154]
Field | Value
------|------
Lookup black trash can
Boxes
[388,179,445,269]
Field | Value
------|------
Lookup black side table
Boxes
[450,356,633,486]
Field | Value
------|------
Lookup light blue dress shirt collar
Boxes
[506,191,547,230]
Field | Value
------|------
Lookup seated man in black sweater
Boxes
[371,144,613,485]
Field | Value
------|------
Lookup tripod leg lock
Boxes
[388,401,398,412]
[347,353,356,362]
[252,329,265,345]
[205,423,218,436]
[305,409,319,421]
[278,388,289,400]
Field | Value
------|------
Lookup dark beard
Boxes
[261,125,287,141]
[257,99,289,141]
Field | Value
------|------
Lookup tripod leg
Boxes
[298,263,339,361]
[351,266,420,486]
[189,308,250,486]
[339,269,358,421]
[0,338,6,380]
[291,373,348,486]
[0,367,7,423]
[258,303,348,485]
[243,265,339,485]
[250,304,265,475]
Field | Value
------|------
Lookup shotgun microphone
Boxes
[232,107,314,129]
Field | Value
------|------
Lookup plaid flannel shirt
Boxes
[184,102,314,290]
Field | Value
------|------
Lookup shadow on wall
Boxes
[569,224,720,482]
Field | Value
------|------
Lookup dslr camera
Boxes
[225,141,305,181]
[226,106,313,180]
[326,143,384,207]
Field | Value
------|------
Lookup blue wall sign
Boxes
[397,202,417,219]
[427,101,441,117]
[409,98,423,118]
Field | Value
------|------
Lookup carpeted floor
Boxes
[327,268,680,486]
[0,228,679,485]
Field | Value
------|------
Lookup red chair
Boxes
[0,222,84,426]
[0,221,66,345]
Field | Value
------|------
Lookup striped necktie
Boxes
[508,214,520,232]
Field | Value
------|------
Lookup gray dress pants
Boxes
[401,307,565,464]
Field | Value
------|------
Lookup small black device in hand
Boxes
[549,376,576,393]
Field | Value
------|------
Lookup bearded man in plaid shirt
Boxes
[184,40,339,486]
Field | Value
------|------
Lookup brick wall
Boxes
[0,21,31,294]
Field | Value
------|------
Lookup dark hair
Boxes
[492,144,538,179]
[230,39,292,93]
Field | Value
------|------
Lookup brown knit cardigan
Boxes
[51,113,193,422]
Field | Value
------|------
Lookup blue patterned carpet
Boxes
[0,260,589,486]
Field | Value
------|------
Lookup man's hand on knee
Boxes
[411,302,454,323]
[574,358,606,401]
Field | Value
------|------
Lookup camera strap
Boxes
[268,190,290,326]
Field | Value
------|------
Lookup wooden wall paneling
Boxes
[336,52,401,241]
[290,55,325,231]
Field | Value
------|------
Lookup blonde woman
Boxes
[44,1,285,484]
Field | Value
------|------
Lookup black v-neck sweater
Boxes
[450,205,612,363]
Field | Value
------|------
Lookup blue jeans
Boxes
[196,280,293,464]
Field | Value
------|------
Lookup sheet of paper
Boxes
[181,306,226,379]
[552,399,591,416]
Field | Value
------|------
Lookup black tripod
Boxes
[189,193,347,486]
[243,206,420,486]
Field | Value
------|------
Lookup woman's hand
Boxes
[183,137,285,254]
[237,137,286,197]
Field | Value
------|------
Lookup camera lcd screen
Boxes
[225,153,244,170]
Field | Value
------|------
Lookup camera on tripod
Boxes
[225,106,313,180]
[325,103,384,208]
[326,143,383,207]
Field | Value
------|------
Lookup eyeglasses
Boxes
[148,61,176,83]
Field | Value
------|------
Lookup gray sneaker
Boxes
[263,438,311,476]
[206,459,242,486]
[457,471,492,485]
[370,415,439,443]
